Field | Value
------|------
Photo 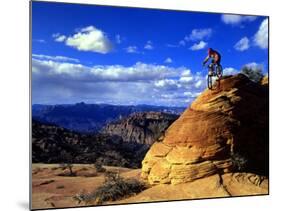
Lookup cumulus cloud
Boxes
[185,28,212,41]
[194,80,203,89]
[32,54,80,63]
[32,59,183,82]
[234,37,250,51]
[154,79,180,90]
[221,14,257,25]
[32,59,206,107]
[164,57,173,64]
[189,41,207,51]
[184,91,201,98]
[53,26,113,53]
[176,28,213,47]
[254,19,268,49]
[144,40,154,50]
[52,33,66,42]
[56,35,66,42]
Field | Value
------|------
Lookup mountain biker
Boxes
[203,48,221,66]
[203,48,222,68]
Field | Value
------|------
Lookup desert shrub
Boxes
[94,162,106,173]
[74,171,147,205]
[230,152,248,171]
[241,66,264,83]
[59,163,76,176]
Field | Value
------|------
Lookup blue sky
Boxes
[32,1,269,107]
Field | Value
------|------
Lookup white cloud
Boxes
[32,59,182,82]
[32,54,80,63]
[221,15,257,25]
[223,67,239,76]
[167,28,212,49]
[52,33,66,42]
[194,80,203,89]
[154,79,180,90]
[144,40,154,50]
[185,28,212,41]
[189,41,207,51]
[54,26,113,53]
[184,91,201,98]
[32,59,206,107]
[254,19,268,49]
[234,37,250,51]
[55,35,66,42]
[164,57,173,64]
[125,46,138,53]
[181,69,191,77]
[179,76,193,84]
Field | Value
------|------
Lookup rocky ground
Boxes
[32,164,268,210]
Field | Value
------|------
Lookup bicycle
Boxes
[206,63,223,89]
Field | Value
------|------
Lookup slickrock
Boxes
[141,74,268,185]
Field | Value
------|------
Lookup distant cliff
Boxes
[102,112,179,145]
[32,103,184,133]
[32,119,149,168]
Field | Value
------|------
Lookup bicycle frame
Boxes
[206,63,223,89]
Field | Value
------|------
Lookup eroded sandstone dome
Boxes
[141,74,269,185]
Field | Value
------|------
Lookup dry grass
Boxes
[74,171,147,205]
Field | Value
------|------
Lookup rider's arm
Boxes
[203,55,209,65]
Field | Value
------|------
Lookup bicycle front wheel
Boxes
[207,75,212,89]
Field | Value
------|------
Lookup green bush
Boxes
[241,66,264,83]
[58,163,76,176]
[230,152,248,171]
[94,162,106,173]
[74,171,147,205]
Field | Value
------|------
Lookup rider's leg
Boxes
[214,58,222,76]
[208,63,214,75]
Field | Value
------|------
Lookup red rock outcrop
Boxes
[102,112,178,145]
[141,74,268,185]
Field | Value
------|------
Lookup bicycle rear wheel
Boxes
[217,65,223,79]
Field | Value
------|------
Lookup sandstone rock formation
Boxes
[118,172,268,204]
[141,74,269,185]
